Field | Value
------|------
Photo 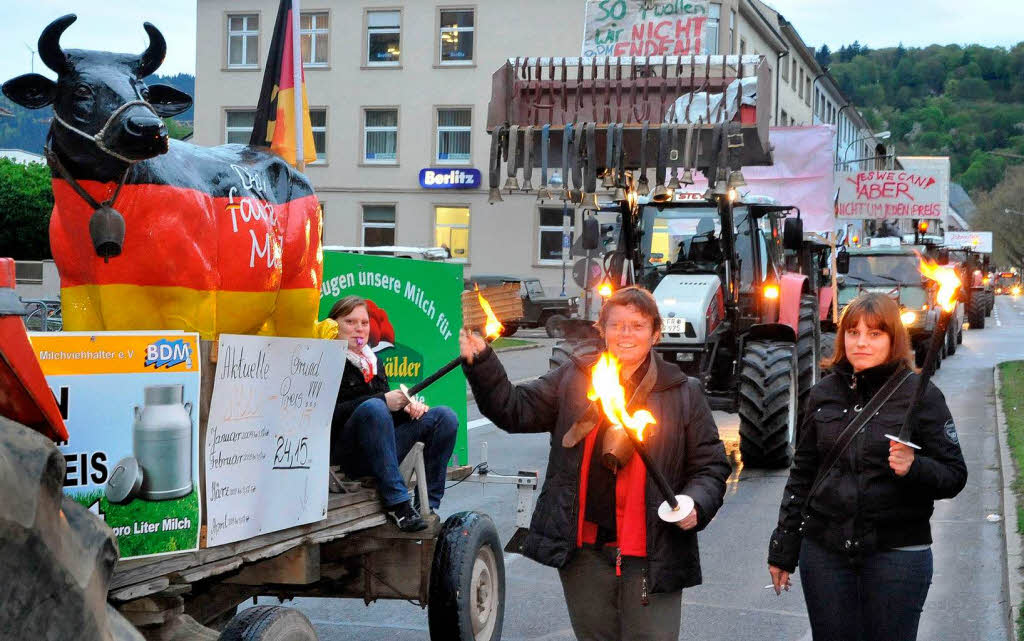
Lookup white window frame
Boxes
[438,7,475,65]
[224,109,256,145]
[366,9,401,67]
[300,12,329,67]
[704,3,721,55]
[435,107,472,165]
[361,204,397,246]
[227,14,260,69]
[309,108,327,164]
[434,205,471,262]
[538,207,575,265]
[362,108,399,165]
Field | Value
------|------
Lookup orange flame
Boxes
[915,252,962,313]
[475,285,504,340]
[586,353,657,441]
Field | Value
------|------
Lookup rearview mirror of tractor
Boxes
[783,217,803,251]
[582,216,600,250]
[836,248,850,274]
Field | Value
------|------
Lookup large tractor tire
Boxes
[796,295,819,411]
[548,338,601,371]
[544,314,568,338]
[967,293,986,329]
[946,321,957,356]
[985,291,994,317]
[428,512,505,641]
[0,418,145,641]
[819,332,837,364]
[219,606,318,641]
[738,341,799,468]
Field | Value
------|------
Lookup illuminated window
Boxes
[227,14,259,68]
[300,12,329,66]
[439,9,474,64]
[367,10,400,65]
[435,206,470,260]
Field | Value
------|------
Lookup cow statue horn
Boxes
[136,22,167,78]
[38,14,76,75]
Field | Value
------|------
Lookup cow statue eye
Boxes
[73,85,93,99]
[140,87,151,101]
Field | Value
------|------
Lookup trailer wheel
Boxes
[967,294,985,329]
[946,321,957,356]
[549,340,574,370]
[219,606,317,641]
[738,341,798,468]
[428,512,505,641]
[545,314,568,338]
[796,295,818,412]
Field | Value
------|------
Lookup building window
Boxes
[805,77,812,106]
[781,56,789,82]
[739,38,746,56]
[300,12,329,67]
[436,108,471,164]
[704,3,720,55]
[435,206,470,260]
[538,207,575,263]
[310,109,326,163]
[798,68,804,98]
[791,59,798,89]
[367,10,400,65]
[227,14,259,68]
[363,109,398,164]
[780,109,788,126]
[225,110,256,144]
[729,10,736,54]
[439,9,474,64]
[362,205,396,246]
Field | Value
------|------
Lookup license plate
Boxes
[663,317,686,333]
[676,352,695,362]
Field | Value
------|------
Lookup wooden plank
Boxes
[223,544,320,585]
[108,577,170,603]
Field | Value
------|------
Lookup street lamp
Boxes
[839,130,890,168]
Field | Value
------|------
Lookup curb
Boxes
[995,365,1021,641]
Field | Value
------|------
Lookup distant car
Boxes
[466,275,578,337]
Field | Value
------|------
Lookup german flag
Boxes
[250,0,317,167]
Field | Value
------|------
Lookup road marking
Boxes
[468,417,493,430]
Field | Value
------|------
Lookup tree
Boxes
[0,159,53,260]
[815,44,832,68]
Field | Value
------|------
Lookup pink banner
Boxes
[674,125,837,232]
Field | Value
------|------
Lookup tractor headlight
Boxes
[900,311,917,326]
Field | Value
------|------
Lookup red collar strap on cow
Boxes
[51,99,156,165]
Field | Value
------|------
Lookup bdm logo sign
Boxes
[145,339,194,370]
[419,168,481,189]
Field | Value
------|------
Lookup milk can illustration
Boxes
[133,384,193,501]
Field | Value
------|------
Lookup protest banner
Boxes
[944,231,993,253]
[204,335,345,547]
[836,170,946,220]
[30,331,202,560]
[583,0,710,58]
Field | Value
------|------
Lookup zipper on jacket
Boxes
[641,567,650,606]
[616,547,622,577]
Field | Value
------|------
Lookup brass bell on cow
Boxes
[89,206,126,261]
[727,169,747,189]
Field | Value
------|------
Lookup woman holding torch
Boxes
[461,286,729,641]
[767,293,967,641]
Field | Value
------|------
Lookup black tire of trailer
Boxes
[946,320,957,356]
[218,605,318,641]
[502,322,519,337]
[738,340,798,468]
[968,294,985,329]
[549,340,574,371]
[819,331,837,367]
[796,295,818,412]
[545,314,568,338]
[428,511,505,641]
[985,291,994,317]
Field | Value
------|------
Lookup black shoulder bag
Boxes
[803,366,914,506]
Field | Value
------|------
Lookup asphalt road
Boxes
[249,301,1024,640]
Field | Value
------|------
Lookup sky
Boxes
[1,0,1022,84]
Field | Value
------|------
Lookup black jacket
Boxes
[768,360,967,573]
[331,358,407,429]
[464,346,730,593]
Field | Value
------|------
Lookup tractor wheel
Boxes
[985,291,994,317]
[219,606,318,641]
[548,340,574,371]
[946,321,957,356]
[967,293,986,329]
[819,332,837,365]
[545,314,568,338]
[738,341,798,468]
[428,512,505,641]
[796,295,818,412]
[501,322,519,338]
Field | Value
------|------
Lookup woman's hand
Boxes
[404,398,429,420]
[459,328,487,364]
[768,565,791,595]
[675,507,699,531]
[384,389,409,412]
[889,440,915,477]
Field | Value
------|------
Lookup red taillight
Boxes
[706,287,725,333]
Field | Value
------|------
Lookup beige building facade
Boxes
[194,0,883,294]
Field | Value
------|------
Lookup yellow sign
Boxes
[30,332,201,376]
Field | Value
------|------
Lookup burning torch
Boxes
[885,255,962,450]
[588,353,695,523]
[400,287,504,400]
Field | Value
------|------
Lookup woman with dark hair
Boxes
[767,292,967,641]
[329,296,458,532]
[460,286,729,641]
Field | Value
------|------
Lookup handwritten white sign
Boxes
[583,0,710,58]
[204,334,345,547]
[836,170,946,220]
[944,231,993,254]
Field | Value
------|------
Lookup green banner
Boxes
[320,252,468,465]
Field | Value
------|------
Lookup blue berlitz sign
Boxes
[419,168,481,189]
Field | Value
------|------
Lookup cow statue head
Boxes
[2,14,193,258]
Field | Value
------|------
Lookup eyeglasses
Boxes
[606,321,653,334]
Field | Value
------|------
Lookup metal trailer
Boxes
[106,340,538,641]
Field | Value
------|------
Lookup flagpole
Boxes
[291,0,305,172]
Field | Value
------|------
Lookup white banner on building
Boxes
[945,230,993,253]
[583,0,710,58]
[835,170,946,220]
[205,334,345,547]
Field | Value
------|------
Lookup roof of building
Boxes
[949,182,977,220]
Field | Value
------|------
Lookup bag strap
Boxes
[804,367,914,504]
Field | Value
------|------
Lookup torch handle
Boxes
[405,356,465,397]
[622,429,679,510]
[898,309,953,441]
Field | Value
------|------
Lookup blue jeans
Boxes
[799,536,933,641]
[336,398,458,509]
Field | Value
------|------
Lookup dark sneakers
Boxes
[385,500,427,532]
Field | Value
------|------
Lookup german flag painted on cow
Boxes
[250,0,317,167]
